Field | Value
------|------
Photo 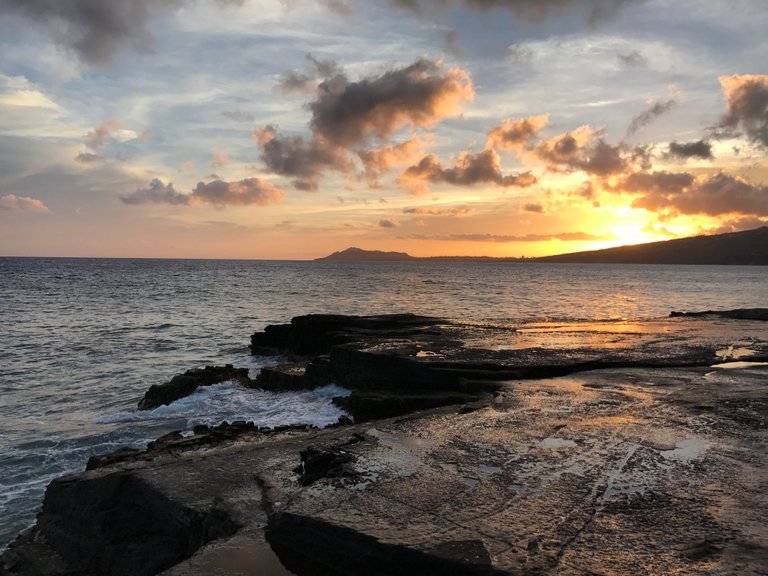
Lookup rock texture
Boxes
[3,311,768,576]
[137,364,251,410]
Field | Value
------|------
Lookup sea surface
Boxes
[1,257,767,548]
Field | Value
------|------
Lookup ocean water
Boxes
[1,257,767,549]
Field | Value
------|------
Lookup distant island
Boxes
[317,226,768,265]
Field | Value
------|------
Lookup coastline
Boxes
[2,311,768,575]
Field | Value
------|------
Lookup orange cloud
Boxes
[398,148,537,195]
[403,205,475,217]
[613,171,768,217]
[486,114,548,151]
[121,177,284,207]
[402,231,612,242]
[358,136,426,186]
[0,194,49,212]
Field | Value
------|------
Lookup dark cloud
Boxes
[719,75,768,148]
[507,44,534,65]
[222,110,256,123]
[389,0,643,25]
[378,218,400,228]
[626,99,676,137]
[253,126,352,191]
[120,179,190,205]
[277,54,341,94]
[398,149,537,195]
[403,231,611,242]
[535,128,628,176]
[487,115,548,151]
[615,170,695,195]
[702,216,768,235]
[0,194,49,212]
[523,202,544,213]
[617,171,768,217]
[257,58,472,191]
[403,205,475,217]
[121,177,284,207]
[617,50,647,68]
[667,140,713,160]
[309,57,473,147]
[74,152,105,164]
[0,0,242,64]
[191,178,284,206]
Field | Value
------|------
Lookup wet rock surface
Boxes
[137,364,252,410]
[3,311,768,575]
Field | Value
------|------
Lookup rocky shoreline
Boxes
[3,311,768,575]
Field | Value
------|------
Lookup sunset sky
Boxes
[1,0,766,259]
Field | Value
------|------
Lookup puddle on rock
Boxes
[541,437,577,449]
[710,361,768,370]
[660,439,708,463]
[715,346,757,360]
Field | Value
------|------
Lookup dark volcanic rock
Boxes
[670,308,768,321]
[250,313,443,356]
[33,472,241,576]
[267,512,507,576]
[294,445,357,486]
[138,364,251,410]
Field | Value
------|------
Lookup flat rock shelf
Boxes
[3,312,768,576]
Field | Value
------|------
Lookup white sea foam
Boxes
[94,381,351,430]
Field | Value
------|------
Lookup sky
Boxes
[0,0,766,259]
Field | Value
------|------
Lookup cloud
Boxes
[398,149,537,194]
[719,74,768,148]
[83,119,123,149]
[403,205,475,217]
[0,194,49,212]
[211,149,232,168]
[534,126,628,176]
[121,177,284,207]
[74,152,105,164]
[277,54,342,94]
[617,50,647,68]
[191,178,284,206]
[388,0,643,25]
[403,231,612,242]
[358,136,425,186]
[617,171,768,217]
[614,170,695,195]
[309,57,473,147]
[256,58,473,191]
[701,216,768,235]
[253,126,352,191]
[378,218,400,228]
[666,140,713,160]
[0,0,242,65]
[523,202,544,213]
[120,179,190,205]
[626,99,675,137]
[317,0,355,18]
[221,110,255,123]
[486,115,548,151]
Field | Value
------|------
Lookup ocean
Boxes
[1,257,767,548]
